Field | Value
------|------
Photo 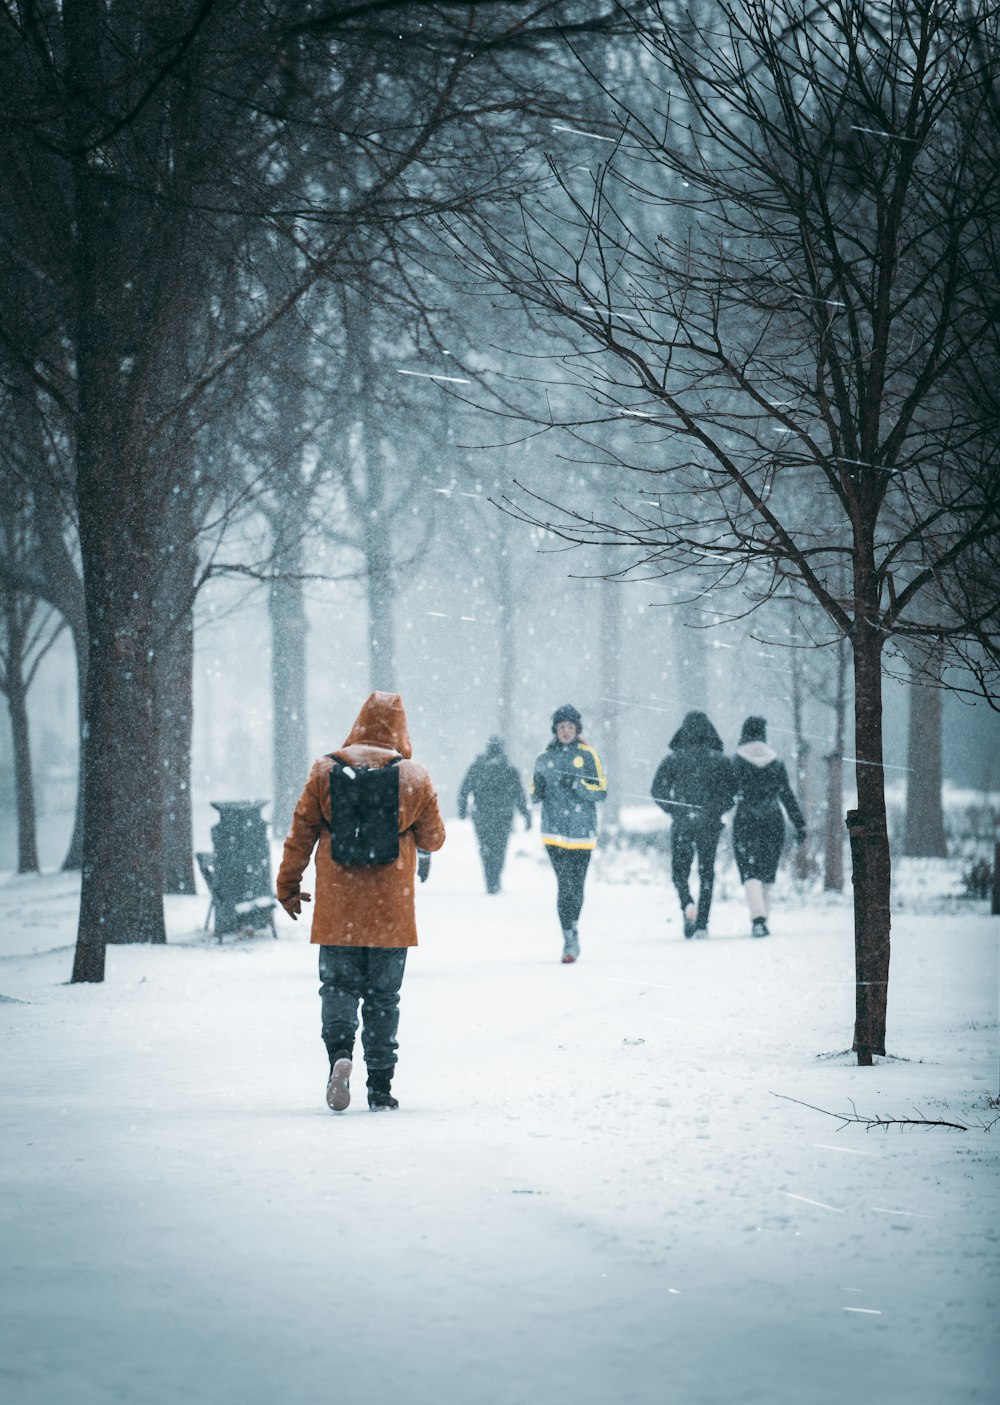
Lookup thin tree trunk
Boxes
[269,545,309,840]
[824,752,844,891]
[823,629,849,892]
[62,618,86,870]
[496,515,516,744]
[848,623,891,1064]
[599,560,621,823]
[156,472,198,895]
[790,640,814,880]
[676,598,708,713]
[158,604,196,894]
[903,647,947,858]
[8,679,40,874]
[364,456,396,691]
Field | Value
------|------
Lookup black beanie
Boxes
[740,715,767,743]
[551,703,583,733]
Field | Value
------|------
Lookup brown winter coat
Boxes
[276,692,446,947]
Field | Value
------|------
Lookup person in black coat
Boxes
[731,715,806,937]
[651,710,735,938]
[458,736,531,893]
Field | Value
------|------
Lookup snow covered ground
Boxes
[0,823,997,1405]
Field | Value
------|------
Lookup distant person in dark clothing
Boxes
[731,715,806,937]
[532,704,607,963]
[458,736,531,893]
[651,710,735,939]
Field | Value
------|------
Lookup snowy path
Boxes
[0,827,997,1405]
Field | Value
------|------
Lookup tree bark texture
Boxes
[903,650,948,858]
[68,63,169,979]
[73,515,167,977]
[848,626,891,1064]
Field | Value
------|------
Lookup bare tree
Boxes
[3,0,634,980]
[452,0,1000,1061]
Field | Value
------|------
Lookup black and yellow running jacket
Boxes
[531,738,607,850]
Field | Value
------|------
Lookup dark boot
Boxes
[367,1066,399,1111]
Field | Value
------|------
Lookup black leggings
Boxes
[671,817,722,929]
[546,846,592,929]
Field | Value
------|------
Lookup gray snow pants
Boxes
[319,944,408,1070]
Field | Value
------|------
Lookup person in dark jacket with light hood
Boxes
[651,710,735,938]
[458,736,531,893]
[731,715,806,937]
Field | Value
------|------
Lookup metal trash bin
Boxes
[196,800,277,942]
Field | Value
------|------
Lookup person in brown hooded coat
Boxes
[276,692,446,1112]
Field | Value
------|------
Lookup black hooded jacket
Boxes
[458,740,529,827]
[651,712,735,825]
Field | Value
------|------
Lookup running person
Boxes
[531,704,607,963]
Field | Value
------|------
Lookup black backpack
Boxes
[326,755,401,865]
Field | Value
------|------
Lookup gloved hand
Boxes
[280,890,312,920]
[558,772,578,791]
[795,828,807,847]
[458,807,467,821]
[417,852,431,883]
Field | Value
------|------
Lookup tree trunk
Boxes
[68,78,167,979]
[364,463,396,691]
[496,516,516,745]
[848,624,891,1064]
[8,678,40,874]
[823,638,848,892]
[903,647,947,858]
[72,540,167,980]
[61,618,87,871]
[823,752,844,891]
[158,604,196,894]
[789,643,815,880]
[676,598,708,713]
[598,561,621,823]
[269,543,310,841]
[793,744,814,879]
[155,469,198,896]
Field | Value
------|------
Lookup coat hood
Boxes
[341,692,412,759]
[736,741,777,767]
[669,710,724,752]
